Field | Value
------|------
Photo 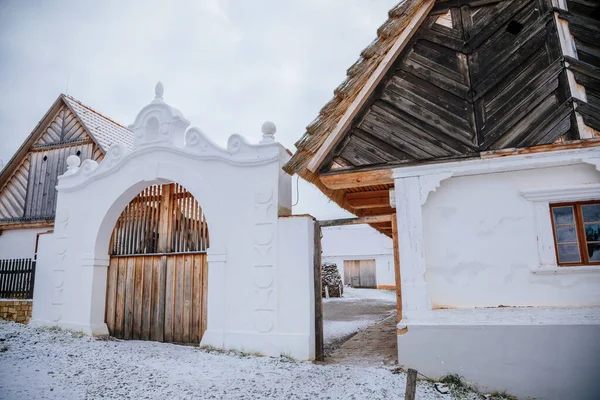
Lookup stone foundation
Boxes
[0,300,33,324]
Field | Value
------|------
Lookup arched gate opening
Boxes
[104,182,209,343]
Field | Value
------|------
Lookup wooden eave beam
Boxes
[346,190,392,209]
[0,220,54,231]
[318,214,393,228]
[306,0,435,173]
[320,169,394,190]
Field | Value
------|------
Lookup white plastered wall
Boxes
[392,148,600,399]
[321,225,395,287]
[30,86,316,361]
[424,163,600,308]
[0,227,49,259]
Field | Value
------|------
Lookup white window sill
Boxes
[531,265,600,275]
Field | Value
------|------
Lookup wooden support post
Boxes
[405,368,417,400]
[314,221,324,361]
[391,213,402,322]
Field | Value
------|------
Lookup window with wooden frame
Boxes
[550,201,600,266]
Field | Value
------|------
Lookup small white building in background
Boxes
[321,225,395,289]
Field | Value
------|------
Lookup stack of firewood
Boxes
[321,262,343,298]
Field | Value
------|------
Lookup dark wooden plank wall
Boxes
[24,143,95,219]
[2,104,104,221]
[322,0,582,173]
[0,258,36,299]
[562,0,600,131]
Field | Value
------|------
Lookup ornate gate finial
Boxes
[154,81,164,101]
[260,121,276,144]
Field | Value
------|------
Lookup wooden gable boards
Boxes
[0,96,106,222]
[318,0,580,173]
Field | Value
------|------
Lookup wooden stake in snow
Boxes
[405,369,417,400]
[324,286,329,298]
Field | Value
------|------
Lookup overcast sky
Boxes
[0,0,398,219]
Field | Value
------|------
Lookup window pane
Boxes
[585,224,600,242]
[556,225,577,243]
[552,206,574,224]
[582,204,600,223]
[588,243,600,262]
[557,243,581,263]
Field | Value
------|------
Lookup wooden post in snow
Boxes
[405,368,417,400]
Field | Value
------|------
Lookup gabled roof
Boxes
[0,94,133,186]
[284,0,425,179]
[284,0,600,237]
[62,95,133,152]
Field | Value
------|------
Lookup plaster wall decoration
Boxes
[419,172,454,205]
[253,183,276,334]
[51,207,70,322]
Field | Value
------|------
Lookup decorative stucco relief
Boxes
[253,183,276,333]
[51,207,70,322]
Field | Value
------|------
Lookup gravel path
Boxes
[0,320,489,400]
[323,288,396,354]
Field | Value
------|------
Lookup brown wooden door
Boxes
[105,253,207,343]
[344,259,376,288]
[105,183,209,343]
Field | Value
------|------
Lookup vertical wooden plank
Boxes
[141,256,153,341]
[191,254,201,343]
[158,184,172,253]
[183,254,192,343]
[164,255,175,342]
[174,254,185,343]
[359,259,377,289]
[123,257,135,340]
[150,256,160,341]
[157,255,167,342]
[114,257,127,338]
[201,253,208,339]
[24,153,38,218]
[133,256,144,340]
[313,222,324,361]
[141,188,149,254]
[391,214,403,322]
[105,258,118,335]
[173,184,179,253]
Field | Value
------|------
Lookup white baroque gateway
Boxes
[30,83,317,361]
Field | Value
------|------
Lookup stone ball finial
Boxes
[66,154,81,168]
[155,81,164,100]
[260,121,276,144]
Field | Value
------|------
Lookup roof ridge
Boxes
[61,94,131,131]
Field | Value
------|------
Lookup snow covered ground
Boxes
[0,320,501,400]
[323,287,396,349]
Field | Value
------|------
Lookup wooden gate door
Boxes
[344,259,376,288]
[105,183,209,343]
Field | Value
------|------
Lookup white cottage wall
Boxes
[393,149,600,399]
[0,227,49,259]
[321,225,395,287]
[423,163,600,308]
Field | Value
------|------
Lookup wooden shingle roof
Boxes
[283,0,423,179]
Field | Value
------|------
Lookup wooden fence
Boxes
[0,258,36,299]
